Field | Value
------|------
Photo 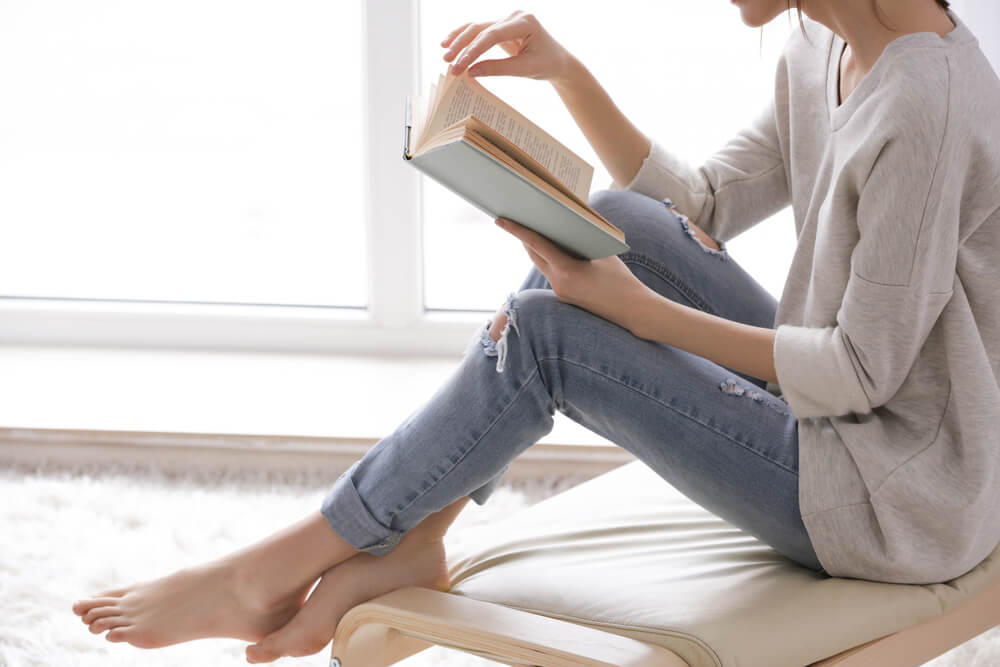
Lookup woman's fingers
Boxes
[497,218,568,266]
[441,23,471,48]
[452,20,528,74]
[443,22,489,63]
[468,56,526,78]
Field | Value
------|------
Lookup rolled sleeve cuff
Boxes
[773,324,871,419]
[619,140,709,224]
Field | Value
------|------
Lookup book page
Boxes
[422,72,593,201]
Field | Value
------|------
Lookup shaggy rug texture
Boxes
[0,462,994,667]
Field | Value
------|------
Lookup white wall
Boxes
[950,0,1000,74]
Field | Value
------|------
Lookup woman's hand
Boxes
[494,217,652,336]
[441,11,576,84]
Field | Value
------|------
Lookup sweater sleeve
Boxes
[773,124,959,419]
[618,97,789,244]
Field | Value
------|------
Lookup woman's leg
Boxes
[74,189,820,654]
[262,191,821,664]
[245,190,820,662]
[317,188,820,568]
[244,494,472,662]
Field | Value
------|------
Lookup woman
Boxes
[72,0,1000,662]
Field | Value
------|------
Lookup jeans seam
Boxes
[389,365,546,523]
[619,252,718,316]
[538,355,798,476]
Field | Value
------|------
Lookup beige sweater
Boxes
[623,10,1000,584]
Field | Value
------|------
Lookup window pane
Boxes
[0,1,365,307]
[420,1,796,311]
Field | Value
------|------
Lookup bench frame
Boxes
[329,572,1000,666]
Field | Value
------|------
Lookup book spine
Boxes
[403,96,413,161]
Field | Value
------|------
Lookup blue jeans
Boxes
[321,189,826,574]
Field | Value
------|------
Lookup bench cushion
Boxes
[445,461,1000,667]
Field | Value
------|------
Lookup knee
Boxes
[587,189,671,252]
[488,310,507,343]
[588,189,645,223]
[589,189,728,260]
[486,289,561,344]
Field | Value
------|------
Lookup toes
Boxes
[82,605,121,624]
[73,597,122,616]
[247,621,296,662]
[90,616,128,634]
[105,627,133,643]
[245,642,279,664]
[291,636,331,657]
[246,630,329,662]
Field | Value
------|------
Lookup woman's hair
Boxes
[788,0,952,36]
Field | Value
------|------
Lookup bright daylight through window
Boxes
[0,1,365,308]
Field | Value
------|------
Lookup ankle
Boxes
[221,558,290,612]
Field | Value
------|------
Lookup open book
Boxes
[404,71,629,260]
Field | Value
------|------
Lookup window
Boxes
[0,0,365,307]
[0,1,797,354]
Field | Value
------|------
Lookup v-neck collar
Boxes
[825,9,974,131]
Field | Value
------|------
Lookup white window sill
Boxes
[0,344,632,479]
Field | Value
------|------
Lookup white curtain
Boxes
[950,0,999,74]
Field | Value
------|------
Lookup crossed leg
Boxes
[71,190,783,662]
[243,313,515,661]
[71,497,470,655]
[70,510,361,648]
[70,312,510,658]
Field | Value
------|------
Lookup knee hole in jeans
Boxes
[473,291,521,373]
[489,311,507,343]
[662,198,729,260]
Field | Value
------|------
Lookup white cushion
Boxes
[445,461,1000,667]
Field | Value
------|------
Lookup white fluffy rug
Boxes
[0,462,580,667]
[0,462,994,667]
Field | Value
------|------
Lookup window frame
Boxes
[0,0,489,357]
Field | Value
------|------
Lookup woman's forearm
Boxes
[628,289,779,385]
[550,57,651,189]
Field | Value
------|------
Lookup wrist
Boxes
[550,53,588,94]
[625,285,663,340]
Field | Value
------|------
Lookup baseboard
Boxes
[0,426,635,482]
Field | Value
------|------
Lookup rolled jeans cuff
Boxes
[468,464,510,505]
[320,461,403,557]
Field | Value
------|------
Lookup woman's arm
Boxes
[547,57,652,194]
[494,217,776,385]
[630,290,778,385]
[444,11,651,188]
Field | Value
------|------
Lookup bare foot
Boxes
[70,562,316,648]
[244,517,453,662]
[71,511,360,649]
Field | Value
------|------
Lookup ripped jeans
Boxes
[320,189,826,574]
